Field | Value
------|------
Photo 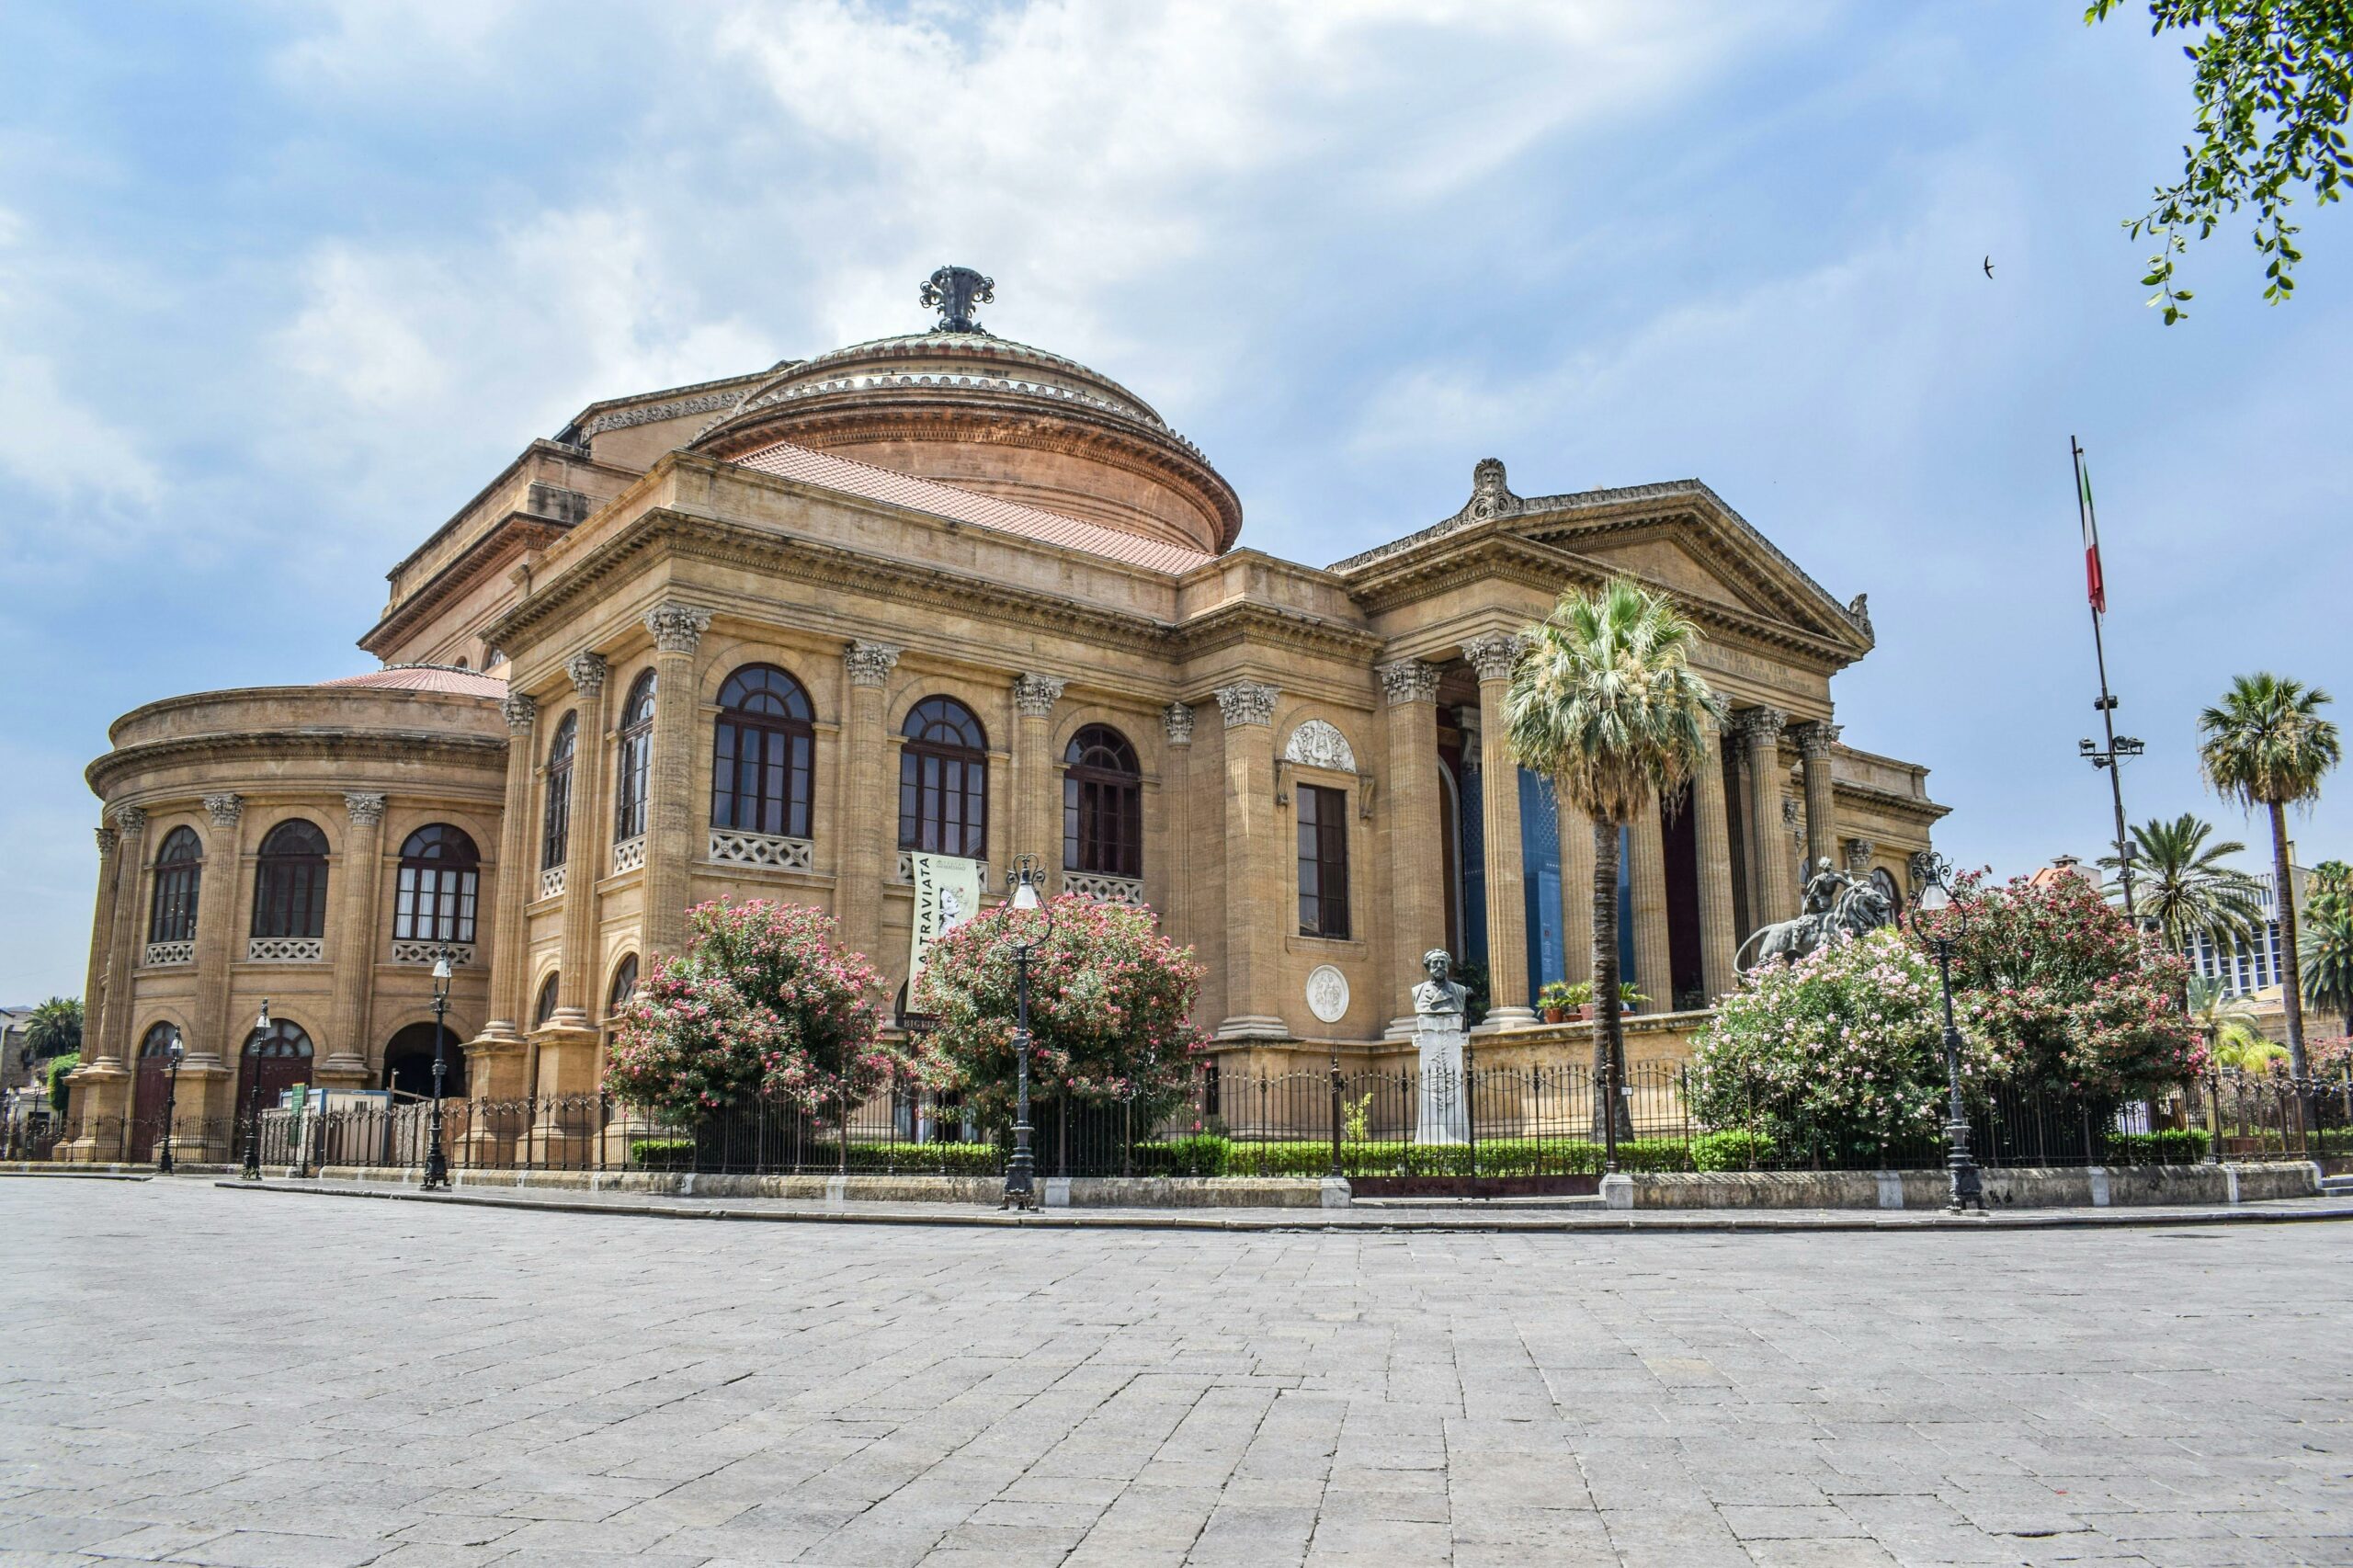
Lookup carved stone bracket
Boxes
[500,692,538,733]
[203,793,244,828]
[565,651,608,696]
[1377,659,1441,706]
[344,791,387,826]
[845,641,902,687]
[1211,681,1278,728]
[1462,632,1526,683]
[1162,701,1195,746]
[1012,674,1065,718]
[645,603,714,655]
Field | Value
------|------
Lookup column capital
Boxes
[95,824,118,857]
[1163,700,1195,746]
[845,640,902,687]
[109,804,147,836]
[1462,632,1526,683]
[344,790,387,826]
[564,651,608,696]
[1211,680,1278,728]
[1012,673,1065,718]
[1378,658,1441,706]
[203,793,244,828]
[500,692,538,733]
[1734,705,1789,745]
[1845,835,1876,872]
[644,602,713,655]
[1793,720,1842,758]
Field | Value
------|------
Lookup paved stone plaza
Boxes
[5,1181,2351,1567]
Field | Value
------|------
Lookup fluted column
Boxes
[1795,721,1841,881]
[1013,674,1065,885]
[1692,717,1740,1003]
[82,824,119,1058]
[552,653,609,1024]
[322,791,386,1083]
[1379,659,1443,1037]
[95,806,147,1067]
[642,603,712,958]
[481,694,537,1042]
[1738,708,1795,926]
[1465,634,1534,1028]
[192,794,244,1068]
[838,641,902,965]
[1212,680,1284,1040]
[1630,805,1672,1011]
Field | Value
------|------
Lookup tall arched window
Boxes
[393,824,481,944]
[614,670,656,842]
[712,665,815,839]
[1063,725,1142,878]
[607,954,639,1018]
[541,711,577,870]
[148,826,203,944]
[899,697,987,858]
[251,819,330,938]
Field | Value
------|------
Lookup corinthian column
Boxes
[642,603,712,957]
[1464,633,1534,1029]
[838,641,902,965]
[481,694,537,1043]
[1794,721,1841,880]
[552,652,608,1024]
[1013,674,1065,885]
[1738,707,1795,925]
[323,791,386,1083]
[1691,716,1740,1003]
[192,794,243,1069]
[1378,659,1442,1038]
[1212,680,1284,1040]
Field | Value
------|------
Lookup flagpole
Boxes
[2074,436,2140,923]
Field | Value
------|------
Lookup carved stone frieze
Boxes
[1377,659,1440,706]
[645,602,714,655]
[1012,674,1065,718]
[565,651,608,696]
[1462,631,1526,683]
[1211,680,1278,728]
[844,641,902,687]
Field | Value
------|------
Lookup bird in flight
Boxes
[1983,256,1995,278]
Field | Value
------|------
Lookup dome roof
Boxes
[321,665,506,699]
[690,271,1242,557]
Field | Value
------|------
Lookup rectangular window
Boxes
[1297,783,1350,939]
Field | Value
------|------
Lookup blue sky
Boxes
[1,1,2346,1001]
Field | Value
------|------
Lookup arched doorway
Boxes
[381,1020,468,1101]
[234,1019,315,1110]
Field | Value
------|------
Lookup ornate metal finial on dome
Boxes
[920,265,995,334]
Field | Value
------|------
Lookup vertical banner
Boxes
[908,852,983,996]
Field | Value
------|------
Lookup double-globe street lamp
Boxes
[240,1000,272,1181]
[1001,855,1054,1212]
[156,1028,186,1175]
[1901,854,1985,1214]
[423,941,456,1191]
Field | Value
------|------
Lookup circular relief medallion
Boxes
[1304,964,1350,1024]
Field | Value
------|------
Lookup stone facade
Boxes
[69,277,1946,1155]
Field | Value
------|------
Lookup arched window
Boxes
[614,669,656,842]
[541,712,577,871]
[533,973,561,1027]
[899,698,987,858]
[393,824,480,944]
[607,954,639,1018]
[251,819,329,939]
[1063,724,1142,878]
[712,665,815,839]
[148,826,202,944]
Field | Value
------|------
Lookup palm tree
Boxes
[1504,577,1722,1142]
[2097,814,2266,969]
[23,997,81,1062]
[2301,878,2353,1038]
[2198,673,2341,1077]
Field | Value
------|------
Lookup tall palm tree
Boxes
[1504,577,1722,1142]
[2301,878,2353,1038]
[2198,673,2342,1077]
[2097,814,2266,969]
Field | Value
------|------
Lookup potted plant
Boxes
[1540,981,1594,1023]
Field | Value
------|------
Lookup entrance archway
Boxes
[382,1020,468,1101]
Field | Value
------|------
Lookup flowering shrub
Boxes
[1917,869,2202,1103]
[1689,930,1950,1165]
[912,894,1207,1129]
[606,900,905,1122]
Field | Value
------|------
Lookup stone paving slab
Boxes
[209,1174,2353,1233]
[8,1179,2353,1566]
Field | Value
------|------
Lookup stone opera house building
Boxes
[66,269,1945,1157]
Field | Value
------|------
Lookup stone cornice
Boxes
[87,729,506,801]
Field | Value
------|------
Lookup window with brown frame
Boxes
[147,826,202,945]
[898,697,988,858]
[251,819,329,939]
[1063,724,1142,878]
[711,665,814,839]
[614,669,655,843]
[392,824,480,944]
[1297,783,1350,939]
[541,711,576,870]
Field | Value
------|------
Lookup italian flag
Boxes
[2079,459,2107,616]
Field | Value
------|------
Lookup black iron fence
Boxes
[45,1062,2317,1180]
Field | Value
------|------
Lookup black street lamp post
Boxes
[423,943,455,1191]
[156,1028,185,1175]
[1903,855,1985,1213]
[1002,855,1053,1211]
[241,1000,272,1181]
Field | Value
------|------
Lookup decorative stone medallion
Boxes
[1304,964,1350,1024]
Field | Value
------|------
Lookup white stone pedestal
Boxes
[1413,1023,1469,1145]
